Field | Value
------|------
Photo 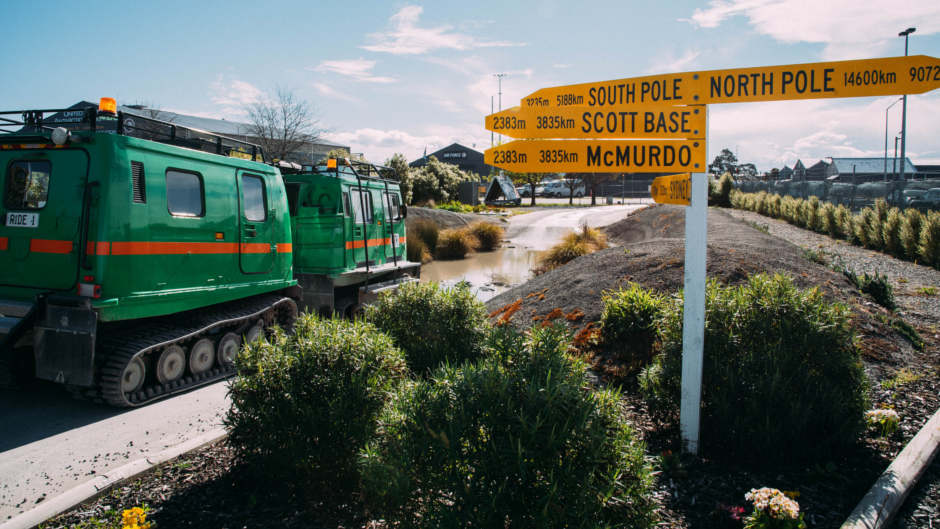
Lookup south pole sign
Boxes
[521,55,940,108]
[485,54,940,455]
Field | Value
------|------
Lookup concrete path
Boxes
[0,381,229,522]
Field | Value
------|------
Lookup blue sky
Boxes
[2,0,939,171]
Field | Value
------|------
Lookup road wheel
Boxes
[121,357,146,393]
[217,332,241,366]
[188,338,215,375]
[155,345,185,384]
[245,320,264,344]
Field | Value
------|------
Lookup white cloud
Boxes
[361,5,525,55]
[312,82,359,103]
[312,59,396,83]
[324,124,491,163]
[209,76,264,111]
[644,49,701,74]
[683,0,940,60]
[706,92,940,171]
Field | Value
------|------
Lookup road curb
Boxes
[841,406,940,529]
[0,427,228,529]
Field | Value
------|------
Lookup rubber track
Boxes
[76,294,296,407]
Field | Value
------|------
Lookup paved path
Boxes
[0,381,228,521]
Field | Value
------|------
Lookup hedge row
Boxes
[730,191,940,268]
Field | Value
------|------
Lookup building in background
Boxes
[409,143,492,178]
[825,157,917,183]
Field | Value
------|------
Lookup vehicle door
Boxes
[348,185,374,268]
[0,149,88,290]
[382,190,404,262]
[237,170,275,274]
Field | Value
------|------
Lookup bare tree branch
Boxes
[246,87,321,162]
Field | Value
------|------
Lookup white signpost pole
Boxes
[680,106,708,454]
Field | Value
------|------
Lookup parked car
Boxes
[909,188,940,211]
[545,180,585,198]
[902,189,926,206]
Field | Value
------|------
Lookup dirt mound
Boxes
[485,204,916,377]
[407,207,504,230]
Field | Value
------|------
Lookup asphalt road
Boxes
[0,200,651,522]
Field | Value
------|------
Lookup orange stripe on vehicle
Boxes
[344,237,406,250]
[86,241,111,256]
[110,241,239,255]
[239,243,270,254]
[277,243,292,253]
[30,239,73,254]
[0,237,7,251]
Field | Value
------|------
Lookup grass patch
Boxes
[891,318,925,351]
[881,367,923,390]
[435,227,477,259]
[917,285,937,296]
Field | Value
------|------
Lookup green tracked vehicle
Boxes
[0,99,418,406]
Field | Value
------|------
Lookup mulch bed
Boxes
[45,205,939,528]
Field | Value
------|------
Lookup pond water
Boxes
[420,245,539,301]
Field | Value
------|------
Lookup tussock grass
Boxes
[535,224,608,274]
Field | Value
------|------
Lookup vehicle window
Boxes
[350,189,373,224]
[240,174,267,222]
[342,192,351,217]
[385,192,402,221]
[166,169,204,217]
[4,160,50,210]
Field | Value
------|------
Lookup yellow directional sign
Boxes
[484,139,705,173]
[485,104,706,139]
[650,173,692,206]
[521,55,940,109]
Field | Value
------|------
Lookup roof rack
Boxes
[286,158,398,182]
[0,106,266,163]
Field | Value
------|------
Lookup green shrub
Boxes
[435,200,474,213]
[919,211,940,268]
[882,207,904,258]
[855,207,876,248]
[600,284,665,373]
[643,274,869,463]
[806,196,824,232]
[865,202,887,250]
[360,324,656,529]
[821,202,839,238]
[468,221,504,251]
[835,205,854,241]
[365,281,489,375]
[858,272,896,310]
[225,315,407,495]
[409,218,440,253]
[900,208,924,260]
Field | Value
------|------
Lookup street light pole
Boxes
[884,97,902,182]
[898,27,915,185]
[494,73,506,145]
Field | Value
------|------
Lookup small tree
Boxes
[410,156,471,204]
[508,171,543,206]
[246,87,321,163]
[709,148,739,176]
[385,153,412,203]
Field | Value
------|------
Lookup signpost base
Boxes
[679,172,707,454]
